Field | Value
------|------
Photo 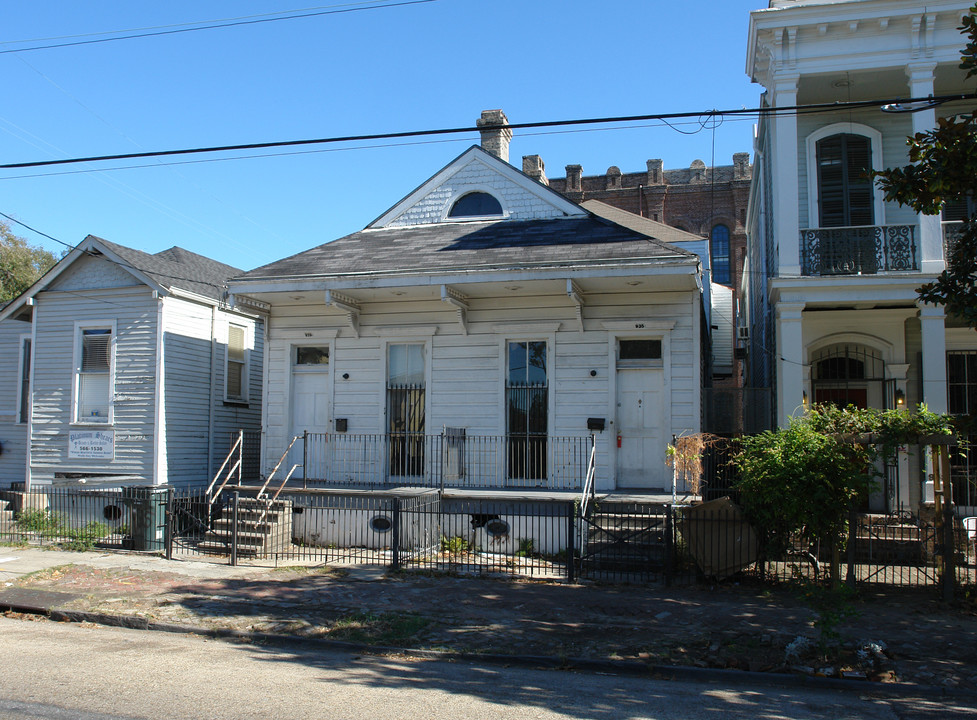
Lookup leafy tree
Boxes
[873,6,977,326]
[733,405,955,584]
[0,221,59,302]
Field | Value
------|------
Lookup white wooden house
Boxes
[0,236,264,490]
[742,0,977,513]
[229,137,706,494]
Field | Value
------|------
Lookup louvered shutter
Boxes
[817,134,874,227]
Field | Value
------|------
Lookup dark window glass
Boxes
[296,346,329,365]
[815,357,865,380]
[619,339,662,361]
[817,134,874,227]
[448,192,503,218]
[711,225,731,284]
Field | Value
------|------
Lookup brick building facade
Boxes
[541,155,752,293]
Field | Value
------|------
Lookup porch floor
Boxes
[228,483,695,505]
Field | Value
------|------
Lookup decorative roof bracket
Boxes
[325,289,361,338]
[567,279,585,332]
[441,285,469,335]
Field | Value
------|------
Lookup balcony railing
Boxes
[298,432,592,492]
[800,224,918,276]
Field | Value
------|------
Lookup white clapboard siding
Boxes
[0,318,30,486]
[29,285,158,483]
[260,286,700,490]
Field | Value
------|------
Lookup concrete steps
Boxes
[197,498,294,558]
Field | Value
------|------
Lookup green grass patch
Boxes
[328,611,431,645]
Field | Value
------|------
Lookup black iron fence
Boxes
[3,486,974,594]
[800,224,918,276]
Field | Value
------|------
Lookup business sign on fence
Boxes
[68,430,115,460]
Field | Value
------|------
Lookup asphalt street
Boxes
[1,617,975,720]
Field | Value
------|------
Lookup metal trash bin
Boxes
[122,486,168,551]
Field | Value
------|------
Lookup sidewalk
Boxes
[1,546,975,693]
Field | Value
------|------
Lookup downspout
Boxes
[153,292,166,485]
[207,304,217,482]
[25,309,37,493]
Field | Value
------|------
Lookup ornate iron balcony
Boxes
[800,224,918,276]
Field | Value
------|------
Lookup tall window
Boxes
[948,351,977,506]
[76,327,112,423]
[18,337,31,424]
[388,343,425,476]
[507,341,547,480]
[225,324,249,402]
[816,133,874,227]
[711,225,731,285]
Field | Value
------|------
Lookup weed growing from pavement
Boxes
[13,510,112,552]
[328,611,431,645]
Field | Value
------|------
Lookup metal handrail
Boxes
[580,434,598,518]
[255,435,302,499]
[206,431,242,497]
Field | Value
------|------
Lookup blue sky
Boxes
[2,1,764,271]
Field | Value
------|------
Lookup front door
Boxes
[290,346,330,479]
[615,367,665,488]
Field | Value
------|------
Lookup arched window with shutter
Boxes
[816,133,874,227]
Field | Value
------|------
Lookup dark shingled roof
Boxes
[90,236,242,301]
[237,216,698,281]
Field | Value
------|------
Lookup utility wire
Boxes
[0,1,437,55]
[3,93,973,171]
[0,2,399,45]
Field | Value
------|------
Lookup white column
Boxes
[907,62,943,273]
[776,302,806,426]
[919,303,947,504]
[772,74,801,277]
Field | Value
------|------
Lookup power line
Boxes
[3,93,973,172]
[0,2,399,45]
[0,1,437,55]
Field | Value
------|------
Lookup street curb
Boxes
[3,600,976,700]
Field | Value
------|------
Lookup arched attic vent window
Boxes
[448,191,503,218]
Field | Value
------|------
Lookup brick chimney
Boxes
[605,166,622,190]
[565,164,583,192]
[522,155,548,185]
[647,159,664,185]
[477,109,512,162]
[733,152,751,179]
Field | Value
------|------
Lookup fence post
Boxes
[943,496,955,602]
[302,430,309,489]
[391,498,401,571]
[664,505,674,587]
[566,502,576,584]
[231,491,240,567]
[165,487,175,561]
[846,504,856,589]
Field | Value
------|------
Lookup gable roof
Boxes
[0,235,242,323]
[580,200,709,246]
[91,237,242,300]
[237,215,698,283]
[368,145,586,228]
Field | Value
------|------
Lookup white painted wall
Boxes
[0,318,30,487]
[261,287,700,491]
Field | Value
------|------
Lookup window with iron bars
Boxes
[507,341,547,480]
[388,344,425,477]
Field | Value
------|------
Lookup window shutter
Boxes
[226,325,246,400]
[817,134,874,227]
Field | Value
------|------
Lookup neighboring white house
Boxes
[0,236,264,490]
[228,116,707,494]
[742,0,977,512]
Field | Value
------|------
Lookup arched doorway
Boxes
[809,342,899,513]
